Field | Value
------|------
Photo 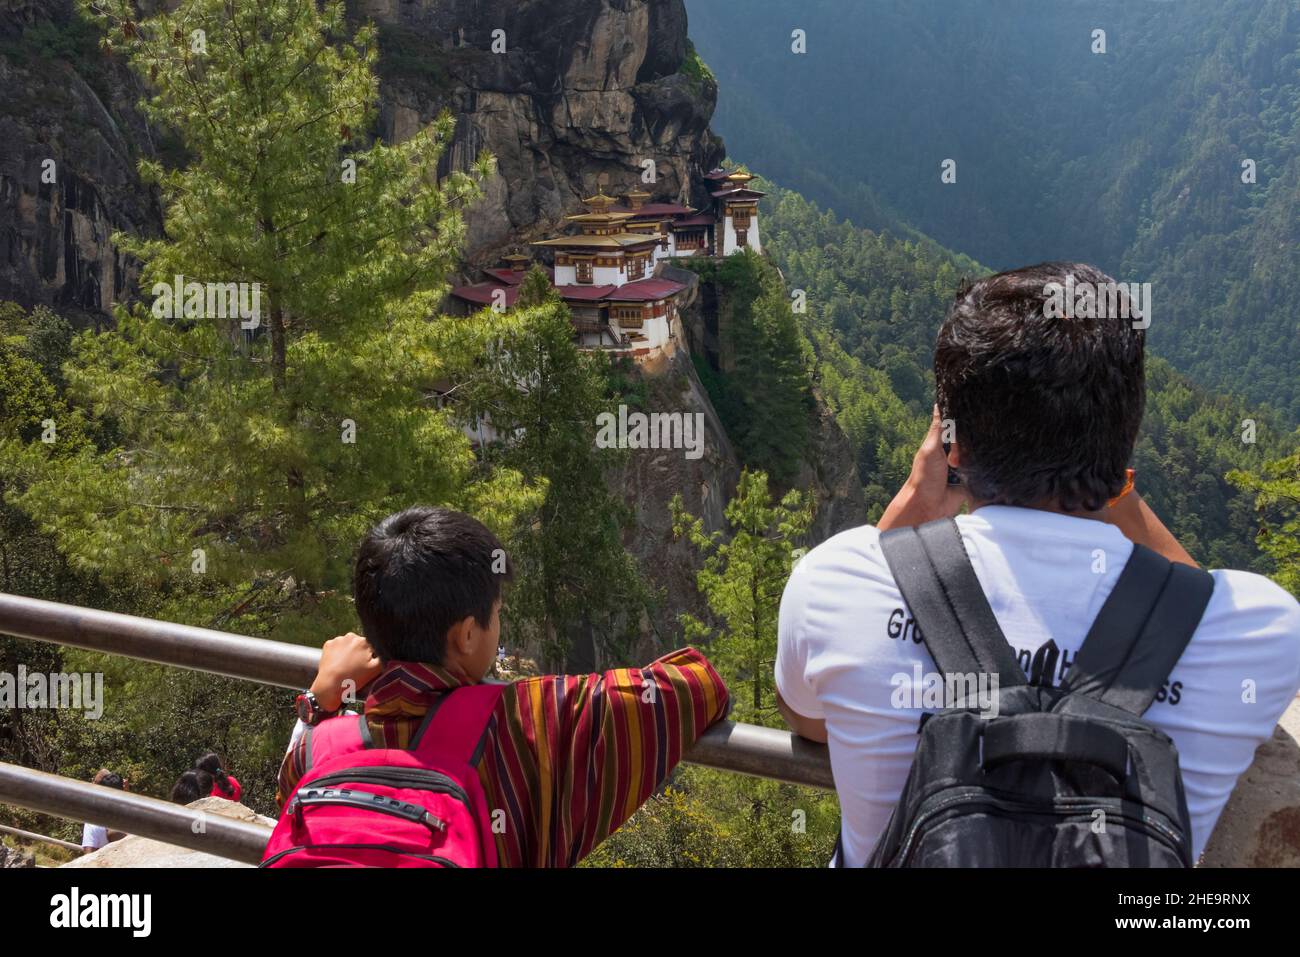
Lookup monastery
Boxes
[449,167,764,358]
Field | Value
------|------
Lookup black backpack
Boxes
[863,518,1214,868]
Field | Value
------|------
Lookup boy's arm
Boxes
[276,632,381,808]
[497,647,729,867]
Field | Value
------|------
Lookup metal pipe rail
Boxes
[0,592,835,790]
[0,821,82,852]
[0,763,271,865]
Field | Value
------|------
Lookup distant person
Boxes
[195,752,240,802]
[80,770,128,854]
[776,262,1300,866]
[267,505,730,867]
[170,770,205,805]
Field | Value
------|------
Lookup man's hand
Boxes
[310,632,383,712]
[878,405,971,530]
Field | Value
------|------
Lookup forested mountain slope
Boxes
[689,0,1300,418]
[759,179,1298,574]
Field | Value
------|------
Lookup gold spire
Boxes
[580,187,616,210]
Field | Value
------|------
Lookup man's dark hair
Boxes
[353,506,512,664]
[96,772,125,790]
[934,261,1145,512]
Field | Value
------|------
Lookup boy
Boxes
[276,505,730,867]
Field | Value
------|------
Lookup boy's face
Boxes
[445,599,502,683]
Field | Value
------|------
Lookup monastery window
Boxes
[576,260,593,284]
[613,306,644,327]
[628,256,646,281]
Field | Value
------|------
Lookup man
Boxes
[776,262,1300,866]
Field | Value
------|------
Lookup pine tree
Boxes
[445,296,649,668]
[4,0,540,641]
[671,469,812,723]
[1229,452,1300,598]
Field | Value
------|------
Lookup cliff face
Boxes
[0,0,162,323]
[364,0,726,259]
[0,0,724,312]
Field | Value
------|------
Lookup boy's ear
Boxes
[444,615,476,657]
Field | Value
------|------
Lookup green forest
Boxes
[689,0,1300,419]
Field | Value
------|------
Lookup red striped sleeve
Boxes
[478,647,728,866]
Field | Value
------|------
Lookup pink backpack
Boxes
[261,683,505,868]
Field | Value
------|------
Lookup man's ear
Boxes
[949,443,963,467]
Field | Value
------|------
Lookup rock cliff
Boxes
[363,0,726,259]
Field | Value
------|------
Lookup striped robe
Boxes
[276,649,730,866]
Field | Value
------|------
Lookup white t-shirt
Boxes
[81,822,108,851]
[776,505,1300,866]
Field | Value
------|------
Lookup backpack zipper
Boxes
[892,789,1188,866]
[300,766,471,808]
[261,842,461,868]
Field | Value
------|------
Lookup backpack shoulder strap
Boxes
[410,682,507,767]
[880,518,1026,687]
[1062,544,1214,715]
[305,712,369,768]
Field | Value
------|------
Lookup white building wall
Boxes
[595,264,624,286]
[552,262,627,287]
[722,214,762,256]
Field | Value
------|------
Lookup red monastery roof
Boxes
[450,283,519,307]
[712,187,766,200]
[482,268,523,286]
[673,213,715,227]
[603,278,685,301]
[553,284,619,301]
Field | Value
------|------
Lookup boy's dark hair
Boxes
[171,771,203,804]
[353,506,512,664]
[934,261,1145,512]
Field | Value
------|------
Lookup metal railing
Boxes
[0,591,832,864]
[0,821,82,853]
[0,764,271,865]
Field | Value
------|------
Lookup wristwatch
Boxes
[295,690,338,726]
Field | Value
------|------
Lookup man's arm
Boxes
[1103,490,1200,568]
[777,690,827,743]
[775,549,832,745]
[878,406,971,531]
